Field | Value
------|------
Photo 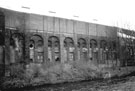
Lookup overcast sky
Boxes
[0,0,135,30]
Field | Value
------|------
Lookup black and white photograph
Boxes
[0,0,135,91]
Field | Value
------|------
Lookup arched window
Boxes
[107,41,117,66]
[108,41,113,61]
[48,40,52,62]
[126,45,134,66]
[0,11,5,76]
[64,37,74,47]
[29,34,44,63]
[64,37,75,62]
[0,32,4,65]
[100,40,107,64]
[48,36,60,62]
[78,38,88,61]
[0,32,4,46]
[90,39,98,61]
[0,11,5,31]
[10,33,24,63]
[112,41,117,60]
[100,40,107,49]
[90,39,97,48]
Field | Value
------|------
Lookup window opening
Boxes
[30,35,44,63]
[10,33,24,63]
[100,40,107,64]
[78,38,88,61]
[64,37,75,62]
[48,36,60,62]
[90,39,98,62]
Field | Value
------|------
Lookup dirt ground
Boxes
[3,76,135,91]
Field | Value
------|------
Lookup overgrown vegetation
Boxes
[2,60,133,89]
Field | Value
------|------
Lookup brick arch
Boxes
[90,39,97,48]
[78,38,88,61]
[10,32,25,63]
[64,37,74,47]
[78,38,87,48]
[29,34,44,63]
[63,37,75,62]
[30,34,43,44]
[48,36,60,62]
[11,33,24,40]
[100,40,108,64]
[100,40,107,49]
[48,36,60,47]
[89,39,98,62]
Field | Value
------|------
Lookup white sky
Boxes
[0,0,135,30]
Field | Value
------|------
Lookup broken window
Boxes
[0,32,4,65]
[90,39,98,62]
[48,36,60,62]
[30,35,44,63]
[0,11,5,76]
[64,37,75,62]
[78,38,88,61]
[107,41,117,66]
[112,41,117,61]
[29,40,35,62]
[10,33,24,63]
[100,40,107,64]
